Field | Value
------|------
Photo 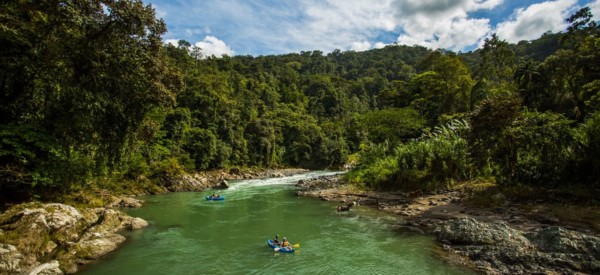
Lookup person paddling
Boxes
[281,237,292,250]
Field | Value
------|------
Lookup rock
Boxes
[437,218,600,274]
[0,202,150,274]
[44,204,84,230]
[75,233,126,260]
[27,260,62,275]
[111,197,143,208]
[130,217,148,230]
[526,226,600,256]
[229,167,241,175]
[217,180,229,189]
[438,218,531,247]
[162,174,208,192]
[0,243,23,274]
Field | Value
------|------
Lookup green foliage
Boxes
[0,0,182,195]
[477,34,517,91]
[185,128,218,170]
[495,111,575,186]
[360,108,424,144]
[571,112,600,186]
[1,3,598,203]
[468,94,522,173]
[348,120,472,191]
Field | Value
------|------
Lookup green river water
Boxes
[80,171,471,274]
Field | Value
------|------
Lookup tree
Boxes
[514,59,542,110]
[360,108,425,144]
[476,34,516,95]
[0,0,182,190]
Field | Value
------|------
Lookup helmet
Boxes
[283,237,287,240]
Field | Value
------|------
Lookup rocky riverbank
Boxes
[0,201,148,274]
[296,174,600,274]
[0,168,308,274]
[154,167,308,193]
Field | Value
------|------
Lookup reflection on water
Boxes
[80,171,471,275]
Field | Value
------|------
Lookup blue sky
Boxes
[145,0,600,57]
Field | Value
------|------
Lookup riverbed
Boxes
[80,171,470,274]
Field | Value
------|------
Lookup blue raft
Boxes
[267,239,294,253]
[205,196,225,201]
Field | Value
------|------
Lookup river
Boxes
[80,171,471,274]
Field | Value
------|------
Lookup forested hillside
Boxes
[1,1,599,204]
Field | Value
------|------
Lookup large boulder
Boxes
[27,260,62,275]
[0,243,23,274]
[108,197,144,208]
[526,226,600,257]
[438,218,531,247]
[163,174,208,192]
[130,217,148,230]
[0,203,147,274]
[216,180,229,189]
[438,218,600,274]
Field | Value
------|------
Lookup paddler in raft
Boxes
[281,237,292,250]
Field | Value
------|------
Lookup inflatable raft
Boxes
[205,196,225,201]
[267,239,294,253]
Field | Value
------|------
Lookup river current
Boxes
[80,171,470,274]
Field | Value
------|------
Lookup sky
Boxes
[145,0,600,57]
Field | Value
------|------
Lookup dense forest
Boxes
[1,1,599,204]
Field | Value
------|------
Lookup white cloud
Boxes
[152,0,595,55]
[391,0,502,50]
[151,4,167,19]
[495,0,578,43]
[194,36,234,57]
[185,27,211,36]
[350,41,372,51]
[165,39,178,46]
[590,0,600,20]
[374,42,387,49]
[286,0,396,52]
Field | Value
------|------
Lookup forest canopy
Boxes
[1,1,599,203]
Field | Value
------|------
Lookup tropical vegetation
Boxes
[1,1,599,205]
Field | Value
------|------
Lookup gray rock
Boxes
[438,218,531,247]
[216,180,229,189]
[526,226,600,257]
[437,218,600,274]
[0,243,23,274]
[44,204,83,230]
[75,233,126,260]
[111,197,143,208]
[130,217,148,230]
[27,260,62,275]
[0,202,145,274]
[163,174,208,192]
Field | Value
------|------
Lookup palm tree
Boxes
[514,59,541,110]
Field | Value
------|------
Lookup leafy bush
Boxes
[571,111,600,187]
[348,119,472,191]
[495,111,575,186]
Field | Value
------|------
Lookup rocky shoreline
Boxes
[0,168,307,274]
[296,174,600,274]
[0,202,149,274]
